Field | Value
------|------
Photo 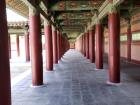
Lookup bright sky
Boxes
[6,8,27,22]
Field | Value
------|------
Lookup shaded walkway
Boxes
[12,49,140,105]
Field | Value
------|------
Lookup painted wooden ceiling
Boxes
[5,0,140,43]
[48,0,104,34]
[6,0,28,18]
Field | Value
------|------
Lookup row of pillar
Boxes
[0,0,70,105]
[76,9,120,84]
[8,34,30,61]
[44,21,70,71]
[29,7,70,86]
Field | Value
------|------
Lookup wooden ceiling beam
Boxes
[50,1,103,11]
[20,0,59,29]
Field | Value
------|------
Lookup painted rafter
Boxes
[50,1,104,11]
[58,19,90,27]
[10,0,60,29]
[49,0,104,30]
[6,0,137,42]
[57,12,94,20]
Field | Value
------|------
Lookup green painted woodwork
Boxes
[7,0,140,43]
[51,1,102,11]
[57,12,93,20]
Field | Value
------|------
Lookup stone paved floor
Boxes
[12,49,140,105]
[10,50,31,80]
[10,50,46,80]
[10,58,31,79]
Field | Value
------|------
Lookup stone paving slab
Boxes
[12,49,140,105]
[10,56,31,80]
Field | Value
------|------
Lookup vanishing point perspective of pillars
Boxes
[0,0,70,104]
[29,4,70,86]
[76,9,120,84]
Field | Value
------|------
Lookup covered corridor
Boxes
[12,49,140,105]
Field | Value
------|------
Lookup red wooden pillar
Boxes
[29,7,43,86]
[84,33,86,56]
[25,32,30,61]
[60,33,62,58]
[87,31,90,59]
[0,0,11,104]
[63,37,66,53]
[16,35,20,57]
[81,36,83,53]
[63,36,65,55]
[108,9,120,84]
[85,32,88,58]
[57,30,61,60]
[9,35,11,59]
[82,35,84,55]
[85,32,87,57]
[95,23,103,70]
[44,20,53,70]
[83,34,85,56]
[127,21,132,62]
[89,27,95,63]
[61,36,64,56]
[52,26,58,64]
[83,35,85,55]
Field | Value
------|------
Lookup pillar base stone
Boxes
[45,70,54,72]
[106,81,121,86]
[94,68,104,71]
[30,84,45,88]
[58,60,61,63]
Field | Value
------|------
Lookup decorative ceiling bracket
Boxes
[89,0,124,31]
